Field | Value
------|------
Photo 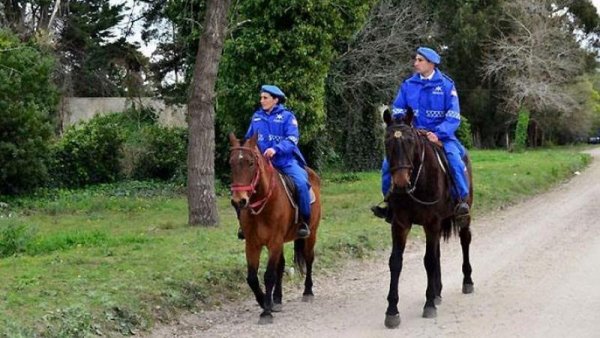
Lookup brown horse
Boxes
[228,133,321,324]
[382,110,474,329]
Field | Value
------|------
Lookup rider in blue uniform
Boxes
[372,47,470,222]
[237,85,311,239]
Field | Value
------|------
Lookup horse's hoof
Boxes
[302,294,314,303]
[384,314,401,328]
[434,296,442,305]
[272,303,282,312]
[258,313,273,325]
[462,283,474,294]
[422,306,437,318]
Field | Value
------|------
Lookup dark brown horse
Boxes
[382,110,474,329]
[228,133,322,324]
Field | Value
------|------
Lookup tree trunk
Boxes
[187,0,231,226]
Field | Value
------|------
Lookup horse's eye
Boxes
[249,161,254,167]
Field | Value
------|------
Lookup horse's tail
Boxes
[441,217,459,241]
[293,239,307,275]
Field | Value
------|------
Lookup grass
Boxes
[0,147,591,337]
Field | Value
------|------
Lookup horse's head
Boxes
[228,132,262,209]
[383,109,419,192]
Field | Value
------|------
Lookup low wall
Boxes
[60,97,187,129]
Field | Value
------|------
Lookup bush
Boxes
[0,29,58,194]
[513,107,530,152]
[0,220,36,258]
[50,114,125,188]
[131,125,188,181]
[457,114,474,149]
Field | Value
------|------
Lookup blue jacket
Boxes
[245,104,307,168]
[391,70,461,142]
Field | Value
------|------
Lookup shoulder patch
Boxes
[441,72,455,84]
[451,88,458,97]
[292,118,298,126]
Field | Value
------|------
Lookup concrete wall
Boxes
[60,97,187,129]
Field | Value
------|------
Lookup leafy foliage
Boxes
[0,29,58,194]
[50,114,125,188]
[132,125,188,181]
[54,0,149,97]
[0,220,36,258]
[513,108,530,152]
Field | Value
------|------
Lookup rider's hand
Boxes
[263,148,276,159]
[426,132,439,143]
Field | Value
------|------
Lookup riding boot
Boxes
[454,199,470,229]
[371,203,392,224]
[297,221,310,239]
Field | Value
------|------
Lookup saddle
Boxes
[278,173,316,224]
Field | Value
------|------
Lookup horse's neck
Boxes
[416,139,445,185]
[255,158,277,198]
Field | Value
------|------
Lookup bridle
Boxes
[229,146,276,215]
[387,126,440,206]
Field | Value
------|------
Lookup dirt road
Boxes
[149,148,600,338]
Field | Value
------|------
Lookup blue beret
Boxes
[260,85,286,99]
[417,47,441,65]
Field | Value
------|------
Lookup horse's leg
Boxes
[302,238,316,302]
[258,245,282,324]
[272,251,285,312]
[435,241,443,305]
[459,226,474,294]
[385,223,411,329]
[245,243,265,309]
[422,226,441,318]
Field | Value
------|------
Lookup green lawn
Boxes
[0,148,591,337]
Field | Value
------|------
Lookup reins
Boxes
[229,146,276,215]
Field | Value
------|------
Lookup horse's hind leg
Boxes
[423,228,441,318]
[459,226,474,294]
[272,251,285,312]
[302,239,316,302]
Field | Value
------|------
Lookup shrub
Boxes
[0,29,58,194]
[131,125,188,181]
[50,114,124,188]
[457,114,474,149]
[0,220,36,258]
[513,108,530,152]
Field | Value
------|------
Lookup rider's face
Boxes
[260,93,278,112]
[413,55,435,77]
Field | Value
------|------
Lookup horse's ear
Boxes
[383,108,392,127]
[246,133,258,147]
[228,132,240,147]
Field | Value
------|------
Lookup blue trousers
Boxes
[381,139,469,200]
[277,159,311,221]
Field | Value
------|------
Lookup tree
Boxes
[187,0,232,226]
[483,0,588,144]
[139,0,207,102]
[326,0,434,171]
